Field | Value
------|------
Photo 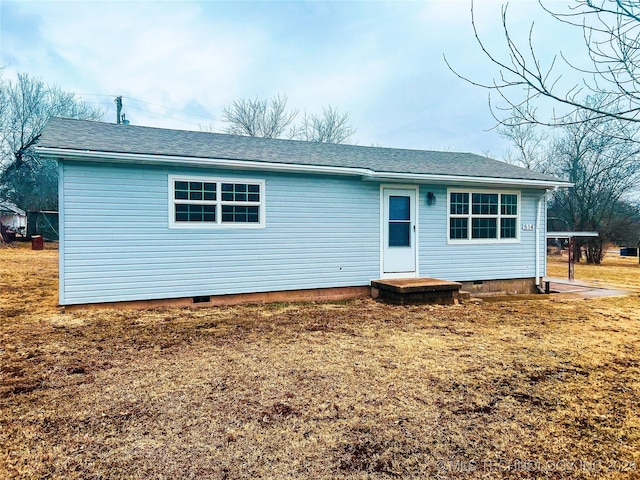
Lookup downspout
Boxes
[535,190,548,294]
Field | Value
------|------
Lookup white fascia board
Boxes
[364,173,573,188]
[35,147,574,189]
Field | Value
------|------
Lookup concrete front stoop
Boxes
[371,278,465,305]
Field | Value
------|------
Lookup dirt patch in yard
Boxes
[1,243,639,479]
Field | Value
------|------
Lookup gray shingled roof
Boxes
[37,117,565,184]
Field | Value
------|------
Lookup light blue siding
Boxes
[59,161,548,305]
[416,185,546,282]
[60,161,380,305]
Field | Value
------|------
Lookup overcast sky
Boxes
[1,0,586,158]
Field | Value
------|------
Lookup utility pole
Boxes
[115,96,123,124]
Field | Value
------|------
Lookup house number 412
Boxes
[521,224,535,231]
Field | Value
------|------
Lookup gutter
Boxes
[35,147,574,189]
[535,192,546,292]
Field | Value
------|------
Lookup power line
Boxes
[73,92,216,121]
[73,92,117,98]
[124,96,216,120]
[124,105,207,127]
[71,92,217,127]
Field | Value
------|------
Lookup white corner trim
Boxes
[58,162,65,306]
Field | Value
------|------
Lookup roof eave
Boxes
[35,147,573,189]
[364,172,572,188]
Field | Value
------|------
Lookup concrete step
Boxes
[371,278,462,305]
[457,290,471,302]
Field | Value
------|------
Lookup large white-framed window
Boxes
[447,189,520,243]
[168,175,265,229]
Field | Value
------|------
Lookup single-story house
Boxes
[36,117,571,307]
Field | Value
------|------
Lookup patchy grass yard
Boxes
[1,243,640,479]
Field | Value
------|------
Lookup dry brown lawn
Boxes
[548,251,640,290]
[2,242,640,479]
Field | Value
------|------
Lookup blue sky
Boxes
[0,0,584,157]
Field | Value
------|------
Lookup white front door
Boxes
[382,187,418,277]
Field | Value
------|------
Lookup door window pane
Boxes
[389,196,410,221]
[389,222,411,247]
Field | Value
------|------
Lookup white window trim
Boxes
[447,188,520,244]
[168,175,266,229]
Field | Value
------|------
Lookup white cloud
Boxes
[0,0,593,155]
[46,3,263,105]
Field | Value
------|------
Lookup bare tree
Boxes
[198,123,216,133]
[545,98,640,263]
[498,95,640,262]
[447,1,640,130]
[0,73,103,211]
[597,200,640,251]
[499,115,551,172]
[221,94,356,144]
[0,70,5,134]
[221,94,299,139]
[298,106,356,144]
